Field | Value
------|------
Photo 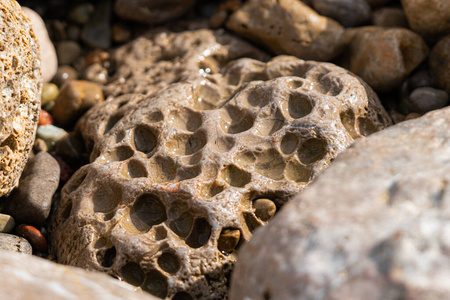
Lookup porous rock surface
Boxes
[103,28,270,98]
[230,106,450,300]
[226,0,344,62]
[0,251,158,300]
[0,0,42,197]
[51,55,391,299]
[114,0,196,25]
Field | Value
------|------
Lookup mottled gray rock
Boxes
[114,0,196,25]
[0,0,42,196]
[2,151,60,227]
[312,0,371,27]
[230,106,450,300]
[0,251,158,300]
[409,87,449,114]
[226,0,344,61]
[0,234,32,254]
[52,56,391,299]
[22,7,57,83]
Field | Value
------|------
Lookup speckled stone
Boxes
[0,233,32,254]
[0,0,42,197]
[51,56,391,299]
[231,106,450,300]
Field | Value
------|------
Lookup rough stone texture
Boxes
[0,0,42,196]
[0,251,159,300]
[2,151,60,227]
[401,0,450,41]
[230,106,450,300]
[429,35,450,94]
[103,28,269,98]
[226,0,344,61]
[114,0,196,25]
[343,26,428,92]
[22,7,57,83]
[312,0,371,27]
[51,55,392,299]
[0,234,32,254]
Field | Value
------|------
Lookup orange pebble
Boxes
[15,224,47,252]
[39,109,53,126]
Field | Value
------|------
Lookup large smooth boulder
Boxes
[230,106,450,299]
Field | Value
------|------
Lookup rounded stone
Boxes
[0,0,42,197]
[56,41,82,65]
[36,125,68,151]
[41,83,59,107]
[253,198,277,222]
[15,224,47,252]
[429,35,450,94]
[409,87,449,114]
[0,213,15,233]
[312,0,371,27]
[408,70,434,91]
[0,233,32,254]
[372,7,409,28]
[218,228,241,253]
[53,65,79,87]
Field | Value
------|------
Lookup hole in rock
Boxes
[169,211,194,238]
[177,165,202,181]
[125,160,148,178]
[243,212,261,233]
[280,132,299,154]
[146,110,163,123]
[104,113,124,134]
[166,131,207,156]
[298,138,328,165]
[147,156,177,183]
[94,237,107,249]
[221,165,251,187]
[213,136,235,153]
[142,270,168,299]
[130,194,167,232]
[285,161,311,183]
[287,79,303,89]
[121,262,145,286]
[253,149,285,181]
[255,109,285,136]
[168,108,202,132]
[357,117,378,136]
[0,135,17,150]
[99,246,116,268]
[340,110,359,139]
[288,93,312,119]
[133,125,157,154]
[109,145,134,161]
[173,292,194,300]
[219,106,255,134]
[92,183,122,213]
[154,226,167,240]
[158,252,181,274]
[201,182,225,198]
[186,218,212,248]
[192,82,222,110]
[318,75,343,96]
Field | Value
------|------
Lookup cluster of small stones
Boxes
[51,54,391,299]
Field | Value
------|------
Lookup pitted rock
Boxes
[230,106,450,300]
[226,0,344,61]
[51,56,391,299]
[103,28,270,98]
[0,0,42,196]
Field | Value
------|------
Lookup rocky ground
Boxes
[0,0,449,299]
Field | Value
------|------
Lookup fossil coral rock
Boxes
[103,28,270,98]
[114,0,196,25]
[226,0,345,61]
[230,106,450,300]
[0,0,42,196]
[343,26,428,92]
[51,56,391,299]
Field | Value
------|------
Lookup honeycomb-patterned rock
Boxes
[0,0,42,196]
[51,56,392,299]
[103,28,270,98]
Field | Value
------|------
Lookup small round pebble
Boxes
[218,228,241,253]
[38,109,53,126]
[33,138,49,153]
[408,70,434,91]
[83,63,108,84]
[41,83,59,106]
[53,65,79,87]
[0,233,32,254]
[57,41,82,65]
[36,124,68,151]
[15,224,48,252]
[372,7,408,28]
[0,213,15,233]
[409,87,449,114]
[253,198,277,222]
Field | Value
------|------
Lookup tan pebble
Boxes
[253,198,277,222]
[404,112,422,121]
[41,83,59,106]
[15,224,47,252]
[52,80,104,127]
[53,65,79,87]
[218,228,241,253]
[372,7,409,28]
[85,49,110,67]
[0,213,15,233]
[429,35,450,94]
[33,138,48,153]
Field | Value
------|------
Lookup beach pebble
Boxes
[429,35,450,94]
[38,109,53,126]
[0,214,15,233]
[312,0,371,27]
[53,65,79,87]
[57,41,82,65]
[41,83,59,107]
[0,233,32,254]
[33,138,48,153]
[372,7,409,28]
[36,125,68,150]
[1,151,60,228]
[15,224,48,252]
[409,87,449,114]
